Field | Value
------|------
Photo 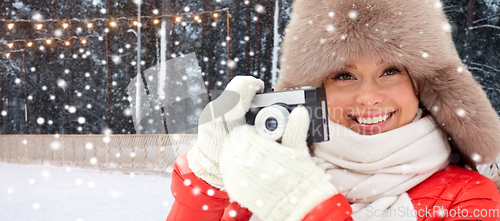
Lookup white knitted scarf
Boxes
[312,115,450,220]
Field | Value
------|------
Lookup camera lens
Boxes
[265,117,278,131]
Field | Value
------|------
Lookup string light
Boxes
[2,8,229,51]
[6,53,10,58]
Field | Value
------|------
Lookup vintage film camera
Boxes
[245,86,330,143]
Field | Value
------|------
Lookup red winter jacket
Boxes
[166,153,500,221]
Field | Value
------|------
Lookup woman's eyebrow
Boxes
[345,64,357,69]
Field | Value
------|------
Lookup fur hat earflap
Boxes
[276,0,500,164]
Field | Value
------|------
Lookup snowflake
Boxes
[32,13,43,21]
[103,136,110,143]
[57,79,67,88]
[90,157,98,165]
[348,11,358,20]
[68,106,76,113]
[326,24,335,33]
[456,108,466,117]
[85,143,94,150]
[37,117,44,125]
[54,29,63,37]
[41,170,50,178]
[255,4,265,14]
[112,55,122,64]
[51,141,61,150]
[78,117,86,124]
[255,200,263,207]
[471,153,482,162]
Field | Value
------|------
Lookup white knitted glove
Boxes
[187,76,264,188]
[220,106,338,221]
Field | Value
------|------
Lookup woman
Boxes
[166,0,500,220]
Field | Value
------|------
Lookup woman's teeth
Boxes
[355,112,393,124]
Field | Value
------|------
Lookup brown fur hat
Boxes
[275,0,500,164]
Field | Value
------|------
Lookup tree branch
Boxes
[470,62,500,73]
[473,13,500,24]
[469,24,500,31]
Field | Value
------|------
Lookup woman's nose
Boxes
[355,81,384,107]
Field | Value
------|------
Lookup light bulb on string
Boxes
[153,19,160,24]
[65,41,71,46]
[8,23,14,29]
[8,43,14,48]
[194,15,200,21]
[27,42,33,47]
[133,20,138,26]
[62,23,69,29]
[175,17,182,23]
[81,39,87,45]
[110,21,117,27]
[46,39,52,45]
[36,23,43,30]
[6,53,10,58]
[87,23,93,29]
[213,13,219,18]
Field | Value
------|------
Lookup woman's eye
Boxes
[382,68,400,76]
[332,73,355,80]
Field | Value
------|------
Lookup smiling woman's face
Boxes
[323,58,419,135]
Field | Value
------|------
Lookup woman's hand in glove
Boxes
[187,76,264,188]
[220,106,338,221]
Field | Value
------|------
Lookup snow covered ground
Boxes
[0,162,174,221]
